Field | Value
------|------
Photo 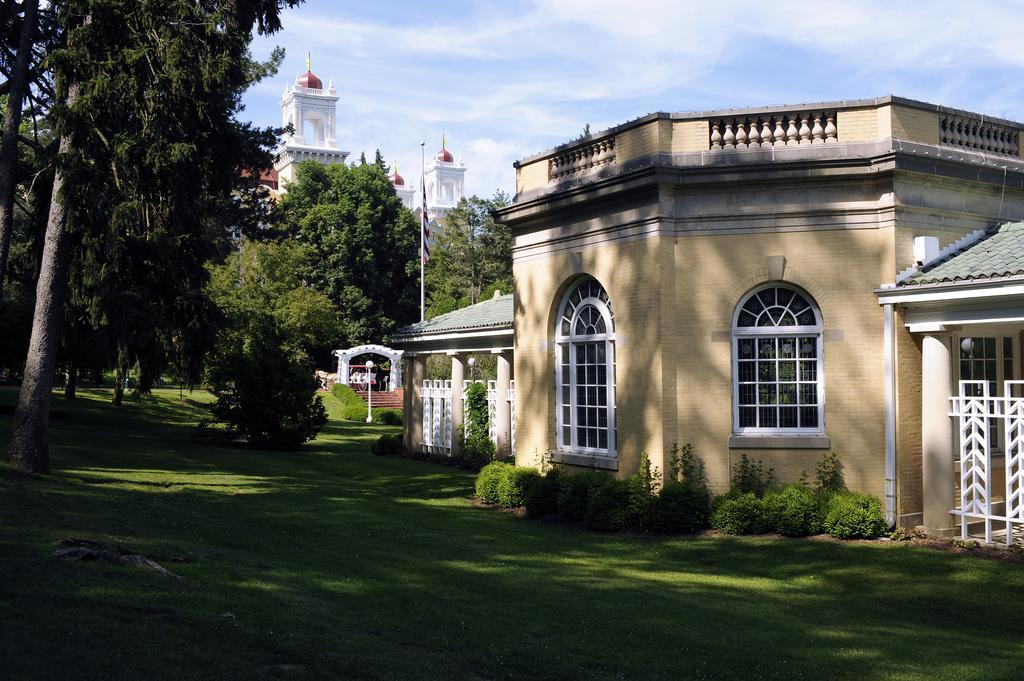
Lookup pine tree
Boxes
[6,0,302,473]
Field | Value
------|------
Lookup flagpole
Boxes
[420,141,426,322]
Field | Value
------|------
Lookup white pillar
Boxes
[494,351,512,459]
[921,333,956,536]
[450,353,466,456]
[404,356,426,452]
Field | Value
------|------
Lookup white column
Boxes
[494,351,512,459]
[922,333,956,535]
[403,356,426,452]
[450,353,466,456]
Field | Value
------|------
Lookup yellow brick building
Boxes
[396,95,1024,538]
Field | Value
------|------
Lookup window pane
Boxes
[799,337,817,358]
[758,339,775,358]
[799,407,818,428]
[758,362,776,381]
[740,407,757,427]
[759,407,777,427]
[739,384,756,405]
[597,344,606,363]
[739,361,755,382]
[799,361,816,382]
[779,383,797,404]
[799,384,816,404]
[760,384,778,405]
[738,339,755,358]
[779,407,798,428]
[778,361,796,381]
[779,340,795,358]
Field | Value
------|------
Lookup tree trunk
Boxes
[112,349,126,407]
[64,359,76,400]
[0,0,40,298]
[5,129,73,474]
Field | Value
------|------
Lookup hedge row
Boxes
[475,459,712,534]
[332,384,402,425]
[711,486,887,539]
[370,434,490,472]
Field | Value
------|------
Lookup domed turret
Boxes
[436,135,453,163]
[297,70,322,89]
[389,162,405,187]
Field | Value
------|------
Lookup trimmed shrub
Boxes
[650,482,712,534]
[711,493,769,535]
[371,434,403,457]
[585,477,632,531]
[332,383,369,421]
[475,461,512,505]
[524,469,563,518]
[496,467,542,508]
[372,408,403,426]
[823,492,888,539]
[557,471,607,522]
[762,484,823,537]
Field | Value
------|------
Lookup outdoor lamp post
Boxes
[365,360,374,423]
[468,356,476,382]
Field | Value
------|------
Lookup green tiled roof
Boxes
[393,294,513,337]
[901,221,1024,286]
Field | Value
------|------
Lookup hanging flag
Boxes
[421,179,430,264]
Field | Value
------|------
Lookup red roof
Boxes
[436,147,453,163]
[297,70,322,90]
[389,170,405,186]
[240,166,278,190]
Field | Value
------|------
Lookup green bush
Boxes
[814,452,846,493]
[332,384,369,421]
[731,454,774,496]
[524,469,563,518]
[585,477,632,531]
[626,452,662,532]
[762,484,823,537]
[496,467,542,508]
[475,461,512,505]
[556,471,607,522]
[372,408,403,426]
[823,492,888,539]
[370,434,404,457]
[650,482,712,534]
[711,493,769,535]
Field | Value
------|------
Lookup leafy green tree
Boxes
[203,239,333,450]
[6,0,301,474]
[279,160,419,345]
[425,192,511,317]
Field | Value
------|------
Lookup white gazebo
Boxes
[334,344,404,392]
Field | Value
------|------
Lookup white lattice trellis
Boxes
[421,380,452,454]
[951,380,1024,544]
[462,380,498,445]
[508,379,516,457]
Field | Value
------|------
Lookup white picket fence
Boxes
[421,380,452,454]
[508,379,516,457]
[950,380,1024,544]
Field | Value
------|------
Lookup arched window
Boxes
[556,277,616,455]
[733,285,823,433]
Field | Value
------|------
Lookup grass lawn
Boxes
[2,389,1024,680]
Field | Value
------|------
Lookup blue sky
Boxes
[241,0,1024,199]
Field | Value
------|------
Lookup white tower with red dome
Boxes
[389,162,415,209]
[422,136,466,221]
[274,57,349,188]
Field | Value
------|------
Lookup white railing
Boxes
[421,380,452,454]
[950,380,1024,544]
[508,379,516,457]
[710,111,837,150]
[940,114,1019,157]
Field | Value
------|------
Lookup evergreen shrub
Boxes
[762,484,823,537]
[711,493,769,535]
[475,461,512,505]
[496,467,541,508]
[557,471,607,522]
[651,482,712,534]
[371,434,404,457]
[372,408,403,426]
[823,492,888,539]
[584,477,632,531]
[524,469,563,518]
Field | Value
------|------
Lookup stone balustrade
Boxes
[548,137,616,180]
[940,114,1019,157]
[710,112,837,150]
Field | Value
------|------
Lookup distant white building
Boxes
[423,138,467,222]
[389,164,415,210]
[273,63,349,188]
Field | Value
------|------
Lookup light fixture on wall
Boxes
[467,356,477,381]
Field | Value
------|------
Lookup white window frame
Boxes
[555,279,616,458]
[731,285,825,436]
